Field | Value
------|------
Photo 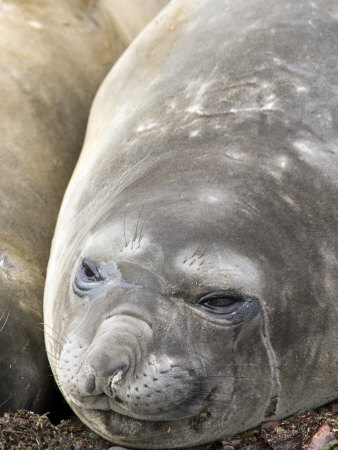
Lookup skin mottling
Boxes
[197,188,234,209]
[185,104,203,114]
[278,156,288,169]
[293,140,314,155]
[136,122,158,132]
[296,85,308,92]
[269,156,289,179]
[263,101,275,110]
[280,194,299,209]
[206,195,219,204]
[224,151,246,160]
[185,77,209,100]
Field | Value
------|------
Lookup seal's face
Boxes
[53,193,280,446]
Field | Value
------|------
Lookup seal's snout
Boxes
[58,307,214,421]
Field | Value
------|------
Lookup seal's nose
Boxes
[81,313,152,397]
[85,351,129,396]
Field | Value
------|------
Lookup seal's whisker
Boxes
[132,204,144,247]
[37,325,48,334]
[75,334,83,349]
[123,205,129,248]
[45,351,58,361]
[138,217,147,248]
[43,330,64,351]
[199,247,208,259]
[190,248,199,260]
[0,312,9,333]
[41,322,69,343]
[69,304,91,337]
[0,394,12,408]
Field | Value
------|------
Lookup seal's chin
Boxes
[70,389,211,422]
[67,393,220,449]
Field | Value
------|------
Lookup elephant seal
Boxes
[44,0,338,447]
[0,0,165,414]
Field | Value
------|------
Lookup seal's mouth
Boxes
[70,386,214,422]
[69,399,215,449]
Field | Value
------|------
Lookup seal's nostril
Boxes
[112,367,125,378]
[108,366,126,394]
[85,374,96,393]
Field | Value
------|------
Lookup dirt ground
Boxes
[0,401,337,449]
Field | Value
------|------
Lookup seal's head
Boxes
[48,183,284,447]
[46,142,337,446]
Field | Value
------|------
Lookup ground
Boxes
[0,401,337,449]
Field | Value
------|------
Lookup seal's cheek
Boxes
[184,301,280,432]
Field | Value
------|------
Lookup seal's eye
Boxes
[73,258,105,297]
[82,261,97,281]
[81,259,101,282]
[196,290,244,315]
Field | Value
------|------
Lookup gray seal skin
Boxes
[45,0,338,447]
[0,0,166,414]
